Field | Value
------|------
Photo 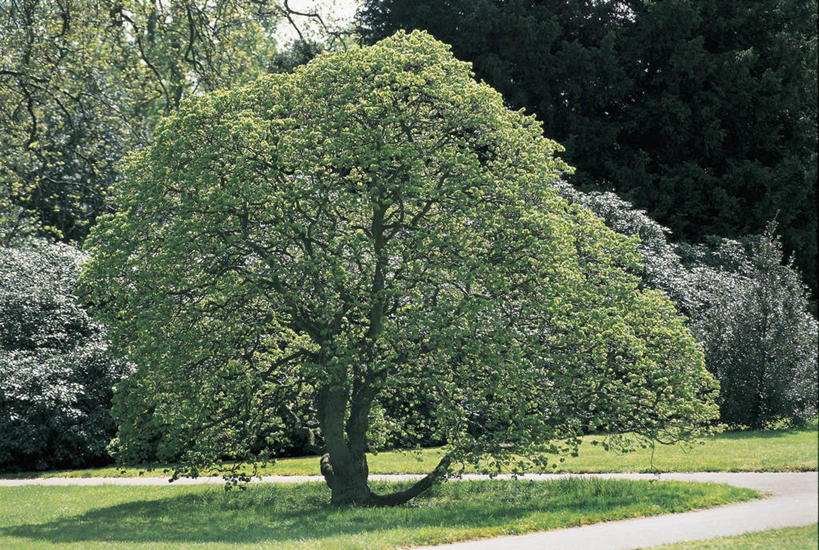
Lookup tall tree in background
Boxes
[358,0,818,293]
[1,1,128,241]
[0,0,349,243]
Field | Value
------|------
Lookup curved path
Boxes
[418,472,818,549]
[2,472,816,549]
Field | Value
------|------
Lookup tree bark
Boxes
[320,447,453,507]
[320,451,372,505]
[317,385,372,505]
[316,376,453,506]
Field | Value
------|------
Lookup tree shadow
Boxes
[715,424,814,440]
[1,484,557,545]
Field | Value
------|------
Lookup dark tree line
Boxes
[358,0,818,295]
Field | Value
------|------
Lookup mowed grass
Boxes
[0,478,759,550]
[6,421,815,479]
[649,524,818,549]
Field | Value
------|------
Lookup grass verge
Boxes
[4,421,816,479]
[0,478,759,550]
[648,524,818,549]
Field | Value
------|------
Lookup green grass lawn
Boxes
[5,421,815,479]
[648,524,818,549]
[0,478,759,550]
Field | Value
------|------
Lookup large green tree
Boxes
[358,0,818,294]
[82,31,717,506]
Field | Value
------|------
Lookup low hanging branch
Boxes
[366,454,453,507]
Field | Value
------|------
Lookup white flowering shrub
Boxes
[689,230,818,427]
[0,240,132,471]
[558,183,817,428]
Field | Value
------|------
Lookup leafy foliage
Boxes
[82,31,717,505]
[358,0,818,294]
[0,0,351,244]
[558,186,818,428]
[0,239,131,471]
[0,1,126,241]
[555,182,704,315]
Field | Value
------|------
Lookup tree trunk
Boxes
[317,385,373,505]
[320,451,372,505]
[319,446,452,506]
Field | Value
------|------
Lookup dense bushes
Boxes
[689,231,818,428]
[558,183,818,428]
[0,239,131,471]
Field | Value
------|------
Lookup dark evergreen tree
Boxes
[358,0,818,294]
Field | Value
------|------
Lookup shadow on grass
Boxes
[1,485,540,545]
[714,423,817,440]
[0,480,697,546]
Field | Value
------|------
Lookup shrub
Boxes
[0,239,132,471]
[690,228,818,428]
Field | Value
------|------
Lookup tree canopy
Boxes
[358,0,818,295]
[0,0,350,243]
[82,31,718,506]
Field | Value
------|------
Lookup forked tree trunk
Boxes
[320,448,453,507]
[317,385,451,506]
[320,450,371,505]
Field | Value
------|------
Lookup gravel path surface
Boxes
[1,471,815,549]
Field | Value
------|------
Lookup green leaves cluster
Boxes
[0,0,345,244]
[82,31,717,496]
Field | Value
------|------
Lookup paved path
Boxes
[1,472,816,549]
[417,472,818,550]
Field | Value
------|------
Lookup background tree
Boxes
[82,31,718,506]
[686,228,818,428]
[358,0,818,295]
[0,238,131,471]
[0,0,352,244]
[0,0,128,241]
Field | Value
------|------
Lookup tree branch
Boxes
[366,453,453,506]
